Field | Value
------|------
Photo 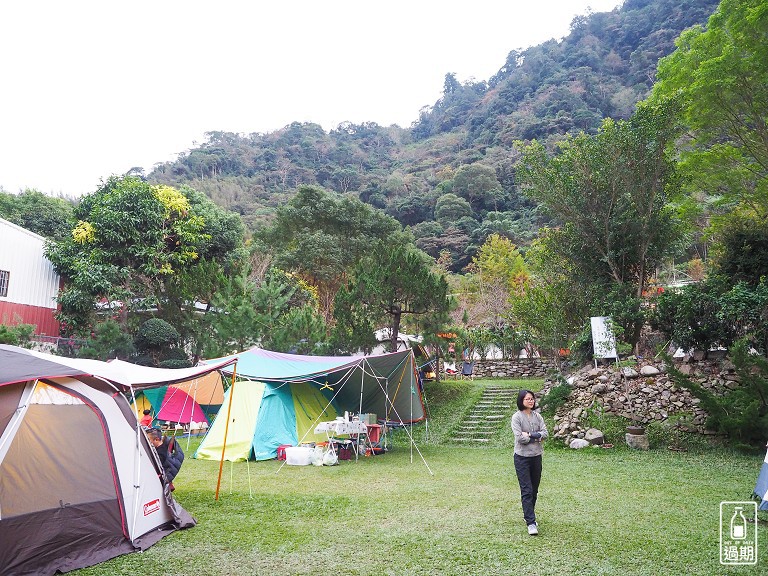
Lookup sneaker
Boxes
[527,523,538,536]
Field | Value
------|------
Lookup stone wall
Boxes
[539,357,740,446]
[440,357,559,379]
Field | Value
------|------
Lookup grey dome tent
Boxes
[0,344,234,575]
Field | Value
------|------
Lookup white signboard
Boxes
[590,316,617,359]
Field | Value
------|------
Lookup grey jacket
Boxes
[511,410,548,457]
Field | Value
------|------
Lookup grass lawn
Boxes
[75,379,766,575]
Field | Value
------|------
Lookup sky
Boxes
[0,0,622,198]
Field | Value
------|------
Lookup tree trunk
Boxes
[389,306,402,353]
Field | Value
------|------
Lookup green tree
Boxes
[133,318,183,367]
[510,233,591,356]
[652,0,768,216]
[202,268,327,357]
[457,233,528,330]
[45,176,243,338]
[710,208,768,286]
[451,164,504,215]
[434,193,472,223]
[0,189,74,240]
[263,185,405,321]
[334,245,450,353]
[516,98,685,348]
[76,320,135,360]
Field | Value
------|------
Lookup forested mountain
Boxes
[147,0,720,272]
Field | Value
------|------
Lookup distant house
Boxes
[0,217,61,336]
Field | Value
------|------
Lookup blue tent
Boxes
[195,347,423,461]
[754,447,768,510]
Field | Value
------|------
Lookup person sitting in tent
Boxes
[147,427,185,491]
[139,409,153,427]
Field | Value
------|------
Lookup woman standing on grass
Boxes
[511,389,548,535]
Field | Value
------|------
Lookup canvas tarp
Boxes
[196,347,423,461]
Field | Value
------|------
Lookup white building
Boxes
[0,217,61,335]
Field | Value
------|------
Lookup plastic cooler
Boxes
[285,446,313,465]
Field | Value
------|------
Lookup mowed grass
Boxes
[74,379,767,576]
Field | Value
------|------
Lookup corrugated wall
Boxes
[0,218,61,335]
[0,301,60,335]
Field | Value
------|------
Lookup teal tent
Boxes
[195,347,423,461]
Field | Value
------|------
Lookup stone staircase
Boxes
[452,386,517,444]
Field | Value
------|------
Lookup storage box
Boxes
[333,440,354,460]
[276,444,292,461]
[285,446,312,466]
[360,413,377,425]
[366,424,382,444]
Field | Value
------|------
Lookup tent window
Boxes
[0,270,8,297]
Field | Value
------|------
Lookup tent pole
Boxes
[410,360,414,464]
[215,362,238,501]
[127,383,142,541]
[186,378,200,452]
[375,352,434,475]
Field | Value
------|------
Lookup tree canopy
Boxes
[46,176,246,338]
[652,0,768,216]
[334,244,450,353]
[263,185,408,320]
[516,99,686,346]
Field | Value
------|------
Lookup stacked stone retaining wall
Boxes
[539,356,743,445]
[439,357,559,379]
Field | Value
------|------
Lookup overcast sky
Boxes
[0,0,622,198]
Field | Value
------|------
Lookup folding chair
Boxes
[444,361,458,380]
[460,361,474,380]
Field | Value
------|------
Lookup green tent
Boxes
[195,347,423,461]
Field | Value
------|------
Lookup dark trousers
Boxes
[514,453,542,525]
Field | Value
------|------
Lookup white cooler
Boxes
[285,446,313,466]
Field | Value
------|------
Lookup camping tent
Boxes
[753,446,768,510]
[0,345,233,575]
[130,368,224,425]
[195,347,424,462]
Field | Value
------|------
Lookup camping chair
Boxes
[460,361,474,380]
[444,361,458,380]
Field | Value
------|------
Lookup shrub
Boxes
[665,338,768,447]
[77,320,135,360]
[540,375,572,416]
[0,322,35,348]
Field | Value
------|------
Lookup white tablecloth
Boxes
[315,420,368,435]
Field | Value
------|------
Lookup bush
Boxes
[77,320,135,360]
[540,377,571,416]
[134,318,180,350]
[0,322,35,347]
[665,339,768,447]
[651,277,768,354]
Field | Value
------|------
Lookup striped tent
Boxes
[195,347,424,462]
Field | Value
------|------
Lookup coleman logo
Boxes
[143,499,161,516]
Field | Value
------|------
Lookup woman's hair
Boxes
[516,389,536,411]
[147,427,163,441]
[143,409,151,415]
